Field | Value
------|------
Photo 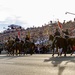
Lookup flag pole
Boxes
[57,19,63,37]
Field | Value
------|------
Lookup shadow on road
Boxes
[44,56,75,75]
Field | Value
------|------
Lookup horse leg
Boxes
[8,49,11,56]
[63,49,66,57]
[26,49,28,55]
[60,48,63,56]
[63,47,66,57]
[19,49,22,56]
[71,50,74,56]
[0,51,1,54]
[52,48,54,57]
[59,48,63,56]
[23,49,25,55]
[12,50,14,56]
[30,48,33,55]
[16,49,18,56]
[56,47,59,56]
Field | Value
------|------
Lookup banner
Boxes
[58,21,63,36]
[28,31,30,38]
[18,31,20,39]
[58,21,62,29]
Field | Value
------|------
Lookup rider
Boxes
[54,28,60,37]
[52,28,61,56]
[25,35,30,43]
[15,36,20,42]
[8,37,11,42]
[52,28,61,45]
[62,29,69,39]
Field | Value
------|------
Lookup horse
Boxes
[49,34,54,51]
[23,40,35,55]
[12,40,24,56]
[68,38,75,55]
[51,36,68,57]
[4,40,14,56]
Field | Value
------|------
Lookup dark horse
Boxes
[4,39,35,56]
[4,40,14,56]
[12,40,25,56]
[4,40,24,56]
[51,36,68,57]
[68,38,75,55]
[23,41,35,55]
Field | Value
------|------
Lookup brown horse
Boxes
[12,41,24,56]
[4,40,14,56]
[52,36,68,57]
[49,34,54,50]
[68,38,75,55]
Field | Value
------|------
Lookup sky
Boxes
[0,0,75,32]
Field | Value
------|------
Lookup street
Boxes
[0,54,75,75]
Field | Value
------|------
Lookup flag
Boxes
[28,31,30,38]
[58,21,62,29]
[58,21,63,36]
[18,31,20,39]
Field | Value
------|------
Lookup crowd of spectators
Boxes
[0,19,75,44]
[0,19,75,54]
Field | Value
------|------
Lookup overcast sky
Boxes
[0,0,75,32]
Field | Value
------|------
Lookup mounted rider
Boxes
[54,28,61,37]
[62,29,69,39]
[53,28,61,41]
[24,35,33,55]
[52,28,61,47]
[14,36,20,46]
[25,35,30,43]
[15,36,20,42]
[8,37,11,42]
[7,37,13,45]
[24,35,31,49]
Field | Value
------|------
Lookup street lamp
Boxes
[65,12,75,15]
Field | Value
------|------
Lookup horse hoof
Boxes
[71,53,72,56]
[30,54,32,55]
[52,55,54,57]
[64,55,66,57]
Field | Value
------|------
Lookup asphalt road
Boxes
[0,54,75,75]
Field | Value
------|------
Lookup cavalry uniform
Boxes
[24,35,34,55]
[14,36,20,47]
[52,29,61,56]
[8,37,11,43]
[15,36,20,42]
[25,35,30,43]
[54,29,61,41]
[54,30,60,37]
[62,29,69,39]
[52,29,61,48]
